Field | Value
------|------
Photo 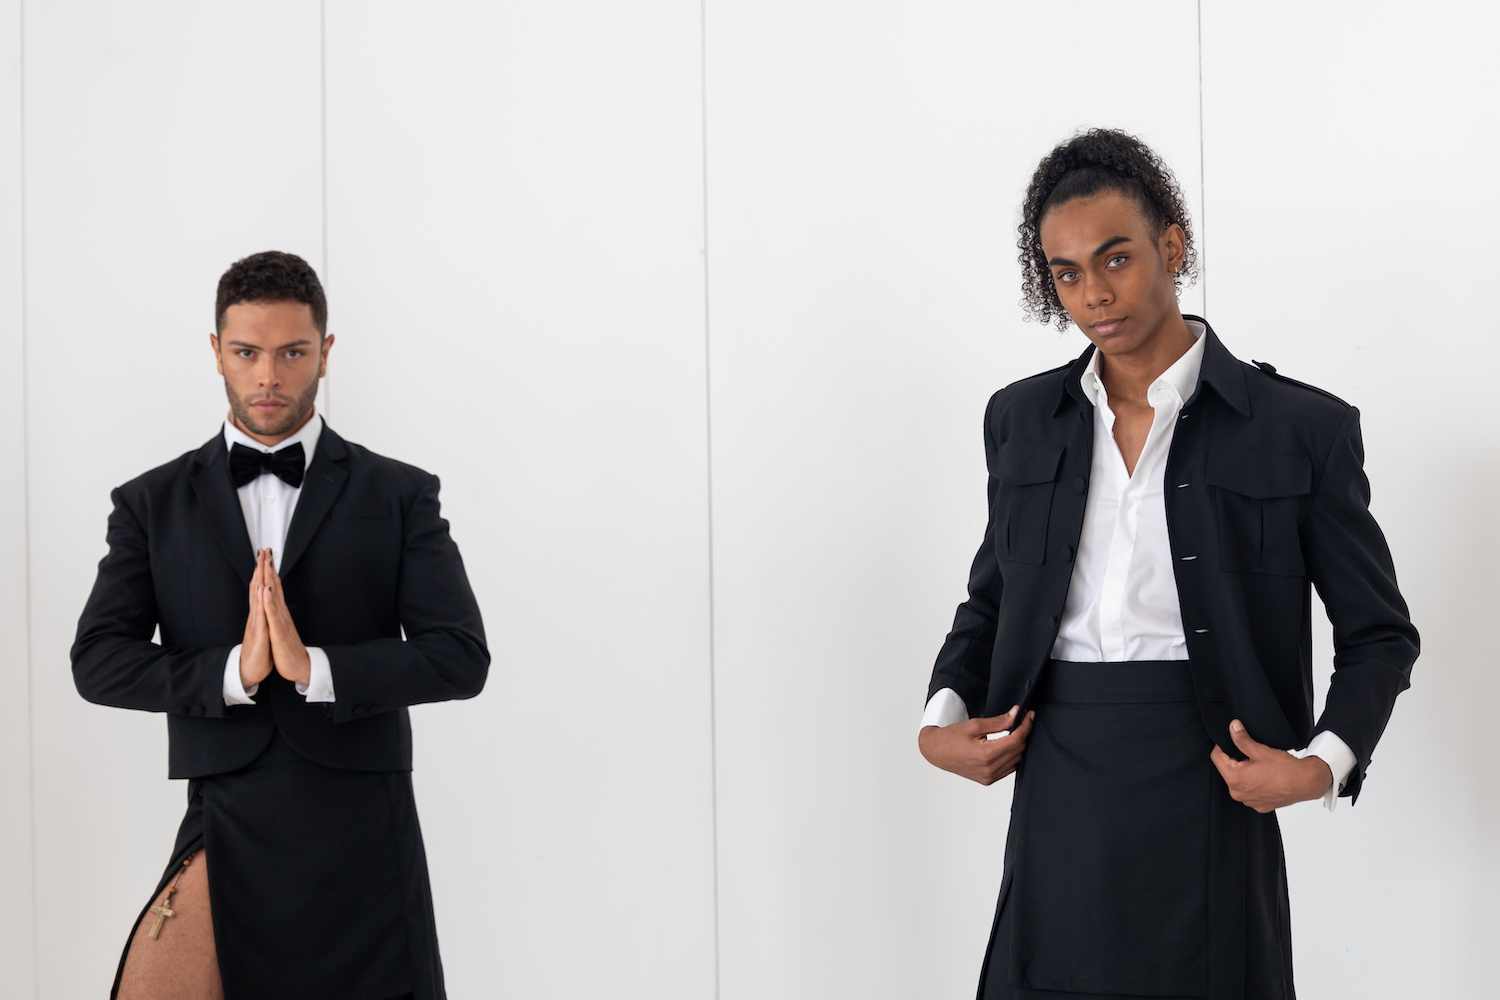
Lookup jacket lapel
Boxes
[189,433,257,585]
[278,425,349,579]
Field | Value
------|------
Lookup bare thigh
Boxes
[117,851,223,1000]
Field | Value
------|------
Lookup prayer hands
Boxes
[257,548,312,686]
[238,553,274,690]
[239,549,311,689]
[1210,719,1333,813]
[919,705,1035,786]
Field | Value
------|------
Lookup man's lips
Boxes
[1090,317,1126,336]
[250,399,287,410]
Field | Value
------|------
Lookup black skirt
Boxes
[980,661,1295,1000]
[112,732,444,1000]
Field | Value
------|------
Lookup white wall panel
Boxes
[0,2,35,996]
[323,3,716,996]
[704,3,1203,997]
[22,2,321,993]
[1201,3,1500,996]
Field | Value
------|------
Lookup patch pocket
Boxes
[1204,449,1311,575]
[331,500,394,520]
[991,439,1063,565]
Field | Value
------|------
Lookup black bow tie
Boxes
[229,441,306,489]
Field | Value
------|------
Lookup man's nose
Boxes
[1082,274,1112,309]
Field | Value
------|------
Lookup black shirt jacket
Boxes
[927,318,1418,802]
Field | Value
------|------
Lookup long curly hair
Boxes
[1018,129,1197,329]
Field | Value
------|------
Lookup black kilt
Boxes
[980,661,1295,1000]
[112,731,444,1000]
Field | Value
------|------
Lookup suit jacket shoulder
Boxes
[334,436,437,490]
[984,358,1079,443]
[1239,359,1354,429]
[114,446,203,504]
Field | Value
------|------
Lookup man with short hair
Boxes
[74,250,488,1000]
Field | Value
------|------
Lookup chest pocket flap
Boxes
[1204,449,1311,499]
[1204,449,1311,575]
[993,439,1064,485]
[991,439,1063,564]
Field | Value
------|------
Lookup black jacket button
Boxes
[1074,477,1087,494]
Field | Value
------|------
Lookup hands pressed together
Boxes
[920,707,1334,812]
[239,548,312,690]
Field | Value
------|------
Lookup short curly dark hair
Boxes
[1018,129,1197,329]
[215,251,328,337]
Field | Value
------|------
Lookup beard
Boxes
[226,377,320,438]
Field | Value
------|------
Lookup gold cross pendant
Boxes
[147,889,177,940]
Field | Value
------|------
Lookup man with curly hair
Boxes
[919,129,1417,999]
[73,251,489,999]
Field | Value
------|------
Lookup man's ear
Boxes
[319,333,335,379]
[210,334,225,377]
[1160,223,1186,274]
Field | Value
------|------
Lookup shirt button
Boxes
[1073,477,1087,494]
[263,494,275,503]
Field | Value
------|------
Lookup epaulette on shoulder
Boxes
[1245,360,1351,408]
[1003,359,1073,391]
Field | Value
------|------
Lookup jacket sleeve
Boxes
[71,489,235,718]
[1302,407,1419,801]
[926,394,1003,717]
[320,473,489,722]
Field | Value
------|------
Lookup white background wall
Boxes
[1,2,1494,997]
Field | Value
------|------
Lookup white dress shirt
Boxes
[221,412,337,706]
[924,321,1356,810]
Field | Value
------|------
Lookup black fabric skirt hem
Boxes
[111,731,444,1000]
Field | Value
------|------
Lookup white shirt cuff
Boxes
[295,647,336,703]
[223,645,259,705]
[1294,731,1357,812]
[921,687,970,728]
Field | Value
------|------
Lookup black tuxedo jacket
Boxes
[72,424,489,779]
[928,318,1418,801]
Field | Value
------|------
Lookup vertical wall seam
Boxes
[319,0,330,419]
[1196,0,1207,314]
[19,0,38,992]
[698,1,721,996]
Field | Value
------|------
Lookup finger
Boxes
[1008,710,1035,741]
[1228,720,1265,759]
[1209,745,1239,782]
[975,705,1019,733]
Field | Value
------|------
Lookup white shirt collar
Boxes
[222,410,323,472]
[1080,319,1207,408]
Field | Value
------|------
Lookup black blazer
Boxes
[928,318,1418,801]
[72,424,489,779]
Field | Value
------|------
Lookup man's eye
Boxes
[237,351,255,359]
[1057,271,1078,283]
[286,351,304,360]
[1107,255,1127,267]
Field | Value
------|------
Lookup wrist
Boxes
[285,647,311,684]
[1302,754,1334,800]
